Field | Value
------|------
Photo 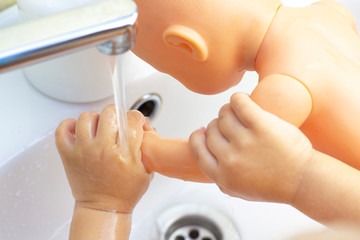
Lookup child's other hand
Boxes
[55,105,152,213]
[189,93,314,204]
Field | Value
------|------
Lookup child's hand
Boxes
[55,105,152,213]
[189,93,314,204]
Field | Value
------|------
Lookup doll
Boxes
[130,0,360,180]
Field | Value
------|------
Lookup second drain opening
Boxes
[130,93,162,121]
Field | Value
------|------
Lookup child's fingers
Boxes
[75,111,99,143]
[218,103,231,118]
[218,185,237,198]
[96,104,118,144]
[218,104,247,141]
[143,117,156,132]
[55,118,76,156]
[189,128,219,182]
[205,119,229,158]
[230,92,265,129]
[127,110,145,152]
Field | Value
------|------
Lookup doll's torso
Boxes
[255,1,360,169]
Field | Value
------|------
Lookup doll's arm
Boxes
[251,74,312,127]
[141,132,211,183]
[315,0,359,35]
[292,150,360,226]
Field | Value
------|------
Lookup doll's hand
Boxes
[55,105,152,213]
[189,93,314,204]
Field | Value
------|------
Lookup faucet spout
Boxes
[0,0,137,73]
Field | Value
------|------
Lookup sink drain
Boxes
[166,216,220,240]
[130,93,162,121]
[153,204,240,240]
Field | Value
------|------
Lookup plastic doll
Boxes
[130,0,360,181]
[55,105,153,240]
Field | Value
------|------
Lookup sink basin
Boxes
[0,67,323,240]
[5,0,360,238]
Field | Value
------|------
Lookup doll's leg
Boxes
[251,74,312,127]
[141,131,212,183]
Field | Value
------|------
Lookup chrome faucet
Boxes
[0,0,137,73]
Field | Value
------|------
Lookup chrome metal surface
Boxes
[130,93,162,120]
[154,204,241,240]
[0,0,137,73]
[167,218,220,240]
[97,25,136,55]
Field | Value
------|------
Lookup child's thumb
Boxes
[126,110,145,150]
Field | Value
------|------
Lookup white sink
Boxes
[7,0,360,238]
[0,67,323,240]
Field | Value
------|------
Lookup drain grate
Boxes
[169,225,217,240]
[166,216,221,240]
[154,204,240,240]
